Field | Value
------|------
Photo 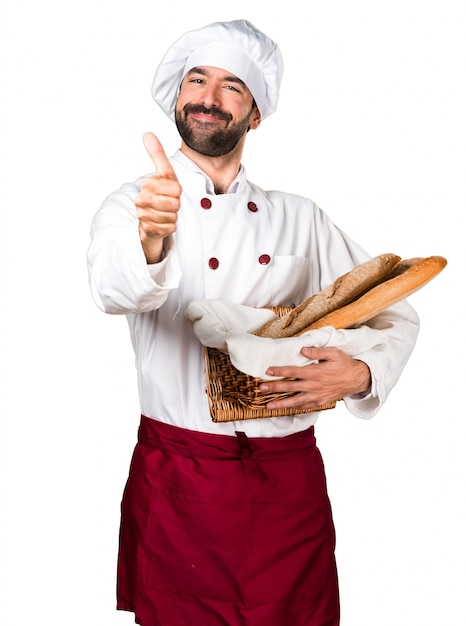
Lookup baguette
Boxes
[300,255,447,332]
[254,253,401,339]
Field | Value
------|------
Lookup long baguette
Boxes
[300,255,447,332]
[254,253,401,339]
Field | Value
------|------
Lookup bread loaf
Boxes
[300,255,447,332]
[254,253,401,339]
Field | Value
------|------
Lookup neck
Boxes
[180,139,245,194]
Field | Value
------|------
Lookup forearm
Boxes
[87,184,181,314]
[88,233,180,314]
[257,298,419,415]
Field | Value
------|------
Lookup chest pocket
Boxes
[264,255,311,308]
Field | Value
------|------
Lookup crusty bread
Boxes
[254,253,401,339]
[300,255,447,332]
[379,257,424,280]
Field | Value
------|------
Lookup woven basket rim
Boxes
[204,304,337,422]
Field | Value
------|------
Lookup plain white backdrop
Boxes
[0,1,465,624]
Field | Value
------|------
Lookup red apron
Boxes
[117,416,340,626]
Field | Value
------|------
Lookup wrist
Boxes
[354,359,372,396]
[141,232,165,264]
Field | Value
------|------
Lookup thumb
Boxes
[301,346,326,361]
[142,132,177,179]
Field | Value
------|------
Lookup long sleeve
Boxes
[305,204,420,419]
[343,299,420,418]
[87,180,182,314]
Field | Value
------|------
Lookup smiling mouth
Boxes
[190,112,226,124]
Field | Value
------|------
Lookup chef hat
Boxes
[151,19,284,121]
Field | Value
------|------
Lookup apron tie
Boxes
[235,430,268,480]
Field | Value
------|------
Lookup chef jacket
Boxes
[87,150,420,437]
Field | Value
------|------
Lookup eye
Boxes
[224,84,241,93]
[189,78,205,84]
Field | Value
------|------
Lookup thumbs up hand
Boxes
[135,132,182,264]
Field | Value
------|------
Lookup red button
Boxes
[247,201,258,212]
[258,254,271,265]
[200,198,212,209]
[208,257,219,269]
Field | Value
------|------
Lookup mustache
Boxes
[183,103,233,123]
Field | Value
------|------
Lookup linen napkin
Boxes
[185,299,388,379]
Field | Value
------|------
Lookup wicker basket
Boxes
[204,306,337,422]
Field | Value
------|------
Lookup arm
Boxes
[257,204,420,417]
[87,133,182,314]
[259,298,420,418]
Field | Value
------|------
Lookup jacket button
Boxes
[208,257,219,270]
[200,197,212,209]
[258,254,271,265]
[247,201,258,212]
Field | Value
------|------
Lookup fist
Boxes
[135,132,182,263]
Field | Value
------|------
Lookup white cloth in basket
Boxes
[185,299,388,380]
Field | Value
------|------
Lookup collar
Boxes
[172,150,245,194]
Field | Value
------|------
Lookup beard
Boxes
[175,103,254,157]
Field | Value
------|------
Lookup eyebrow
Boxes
[186,67,246,87]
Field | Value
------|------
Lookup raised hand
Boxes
[135,132,182,263]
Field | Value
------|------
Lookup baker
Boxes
[87,19,420,626]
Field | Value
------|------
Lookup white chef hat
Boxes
[151,20,284,121]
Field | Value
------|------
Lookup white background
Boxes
[0,1,465,624]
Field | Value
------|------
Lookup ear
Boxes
[249,106,262,130]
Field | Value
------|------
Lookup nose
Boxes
[200,82,222,108]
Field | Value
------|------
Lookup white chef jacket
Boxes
[87,150,420,437]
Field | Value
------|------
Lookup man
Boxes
[88,19,419,626]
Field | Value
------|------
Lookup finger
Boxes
[137,177,181,202]
[301,346,338,361]
[137,205,178,226]
[142,132,177,179]
[264,365,304,378]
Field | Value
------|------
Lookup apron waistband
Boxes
[138,415,316,462]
